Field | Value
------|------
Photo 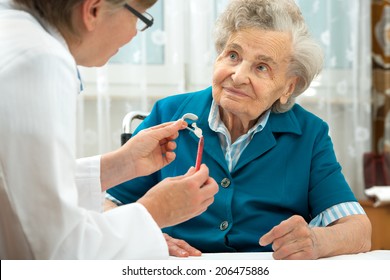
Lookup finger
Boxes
[203,176,218,188]
[151,121,185,145]
[160,142,178,165]
[167,242,190,257]
[143,121,174,130]
[271,236,299,259]
[259,222,291,246]
[200,178,219,196]
[185,166,196,176]
[159,141,175,155]
[160,167,195,183]
[187,164,209,179]
[164,234,202,257]
[273,237,315,260]
[168,165,202,181]
[146,120,187,134]
[159,132,180,144]
[278,251,311,260]
[163,141,177,151]
[260,215,307,247]
[273,246,305,260]
[163,151,176,164]
[171,239,202,257]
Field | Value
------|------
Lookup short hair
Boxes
[214,0,324,113]
[13,0,157,36]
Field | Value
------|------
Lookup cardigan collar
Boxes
[181,87,304,172]
[192,86,303,137]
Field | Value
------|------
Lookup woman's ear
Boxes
[81,0,104,31]
[280,77,298,104]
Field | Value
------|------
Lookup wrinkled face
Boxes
[212,28,297,122]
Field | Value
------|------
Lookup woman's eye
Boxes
[257,64,268,72]
[228,52,238,60]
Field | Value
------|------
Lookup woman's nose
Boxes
[231,63,250,85]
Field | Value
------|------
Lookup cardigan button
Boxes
[219,221,229,231]
[221,178,231,188]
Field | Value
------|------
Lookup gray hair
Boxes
[214,0,323,113]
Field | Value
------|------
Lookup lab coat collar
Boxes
[1,0,72,63]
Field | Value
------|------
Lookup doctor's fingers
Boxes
[176,176,218,204]
[168,164,210,184]
[199,177,219,198]
[181,168,218,199]
[142,120,187,140]
[169,175,217,214]
[159,140,177,154]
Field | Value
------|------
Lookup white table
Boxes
[169,250,390,260]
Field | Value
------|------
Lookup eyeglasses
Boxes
[124,4,154,32]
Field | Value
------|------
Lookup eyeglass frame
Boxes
[124,4,154,31]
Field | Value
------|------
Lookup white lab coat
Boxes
[0,1,168,259]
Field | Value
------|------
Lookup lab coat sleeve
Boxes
[75,155,105,212]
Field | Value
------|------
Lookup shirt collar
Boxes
[208,99,270,138]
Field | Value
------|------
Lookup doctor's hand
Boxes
[128,120,188,176]
[100,120,187,191]
[163,233,202,257]
[259,215,320,260]
[137,165,218,229]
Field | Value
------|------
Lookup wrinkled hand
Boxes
[259,215,319,260]
[138,164,218,228]
[164,233,202,257]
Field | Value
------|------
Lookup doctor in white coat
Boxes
[0,0,218,259]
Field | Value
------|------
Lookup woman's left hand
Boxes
[259,215,319,260]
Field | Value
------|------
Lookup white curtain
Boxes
[77,0,372,199]
[295,0,372,199]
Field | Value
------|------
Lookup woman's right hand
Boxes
[164,233,202,257]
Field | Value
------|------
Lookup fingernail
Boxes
[175,120,186,128]
[259,239,264,246]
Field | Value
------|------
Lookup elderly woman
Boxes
[107,0,371,259]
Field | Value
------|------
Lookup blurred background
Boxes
[78,0,390,201]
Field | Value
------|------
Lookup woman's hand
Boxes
[259,215,319,260]
[164,233,202,257]
[259,214,371,260]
